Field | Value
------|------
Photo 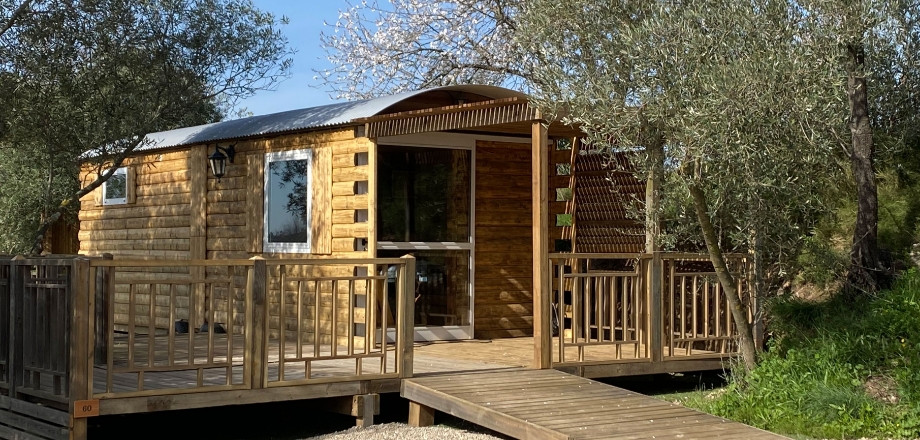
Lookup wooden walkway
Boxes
[402,369,787,440]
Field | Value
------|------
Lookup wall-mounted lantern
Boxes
[208,143,236,179]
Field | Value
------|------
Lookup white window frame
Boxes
[263,149,312,253]
[102,167,128,206]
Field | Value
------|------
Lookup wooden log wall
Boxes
[78,128,375,347]
[473,141,534,339]
[79,151,193,331]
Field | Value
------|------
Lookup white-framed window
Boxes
[264,149,312,253]
[102,167,128,206]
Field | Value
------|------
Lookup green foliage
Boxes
[685,271,920,438]
[0,0,292,253]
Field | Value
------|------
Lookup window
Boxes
[264,150,312,253]
[102,167,128,206]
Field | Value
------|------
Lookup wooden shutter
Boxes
[311,146,333,254]
[247,153,264,253]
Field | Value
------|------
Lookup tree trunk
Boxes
[645,137,664,253]
[846,43,881,293]
[688,182,758,372]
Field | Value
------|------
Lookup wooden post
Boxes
[648,252,663,363]
[408,401,435,427]
[397,255,416,378]
[94,254,113,365]
[69,257,91,440]
[8,256,24,399]
[249,257,267,388]
[532,121,551,369]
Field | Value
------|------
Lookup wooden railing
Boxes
[663,254,750,358]
[0,256,89,409]
[84,256,416,398]
[550,254,647,365]
[546,252,752,367]
[1,255,417,408]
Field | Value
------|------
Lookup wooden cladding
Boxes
[474,141,534,339]
[365,100,540,138]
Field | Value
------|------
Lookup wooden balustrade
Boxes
[1,255,417,410]
[546,252,753,368]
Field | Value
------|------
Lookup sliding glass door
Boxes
[376,144,473,340]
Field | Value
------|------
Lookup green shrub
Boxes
[687,270,920,438]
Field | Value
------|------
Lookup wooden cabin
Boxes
[76,85,646,344]
[0,85,755,440]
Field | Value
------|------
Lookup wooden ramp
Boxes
[402,369,787,439]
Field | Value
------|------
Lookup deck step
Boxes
[401,369,787,439]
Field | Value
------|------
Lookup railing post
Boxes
[69,257,91,440]
[94,254,113,365]
[397,255,416,378]
[248,257,267,388]
[648,252,663,363]
[8,256,24,399]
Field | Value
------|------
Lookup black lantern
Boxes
[208,144,236,179]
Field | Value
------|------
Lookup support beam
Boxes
[190,145,207,328]
[306,394,379,428]
[408,401,435,427]
[532,122,551,369]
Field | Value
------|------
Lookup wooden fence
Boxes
[0,255,416,406]
[547,252,753,367]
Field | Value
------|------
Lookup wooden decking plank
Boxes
[523,404,692,425]
[495,395,654,416]
[547,411,731,431]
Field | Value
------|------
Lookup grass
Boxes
[667,269,920,439]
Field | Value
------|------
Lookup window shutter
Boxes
[311,146,332,254]
[247,153,264,253]
[126,166,137,204]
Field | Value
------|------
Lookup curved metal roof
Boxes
[139,85,527,152]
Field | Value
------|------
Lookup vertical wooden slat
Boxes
[188,281,196,366]
[314,280,322,359]
[190,145,207,329]
[312,146,333,254]
[296,280,303,360]
[168,284,176,366]
[279,265,286,382]
[207,282,215,365]
[669,262,676,357]
[557,261,564,363]
[94,255,112,366]
[331,279,338,357]
[379,272,388,375]
[148,284,156,368]
[127,284,136,369]
[348,280,355,356]
[226,266,234,384]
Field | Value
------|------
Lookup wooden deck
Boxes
[403,369,787,440]
[86,335,728,395]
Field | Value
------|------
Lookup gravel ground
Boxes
[307,423,504,440]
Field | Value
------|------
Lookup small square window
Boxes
[102,168,128,206]
[264,150,312,253]
[555,138,572,150]
[556,214,573,226]
[556,163,571,176]
[556,188,573,201]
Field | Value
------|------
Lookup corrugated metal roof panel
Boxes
[139,85,526,152]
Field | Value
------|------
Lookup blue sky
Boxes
[238,0,348,116]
